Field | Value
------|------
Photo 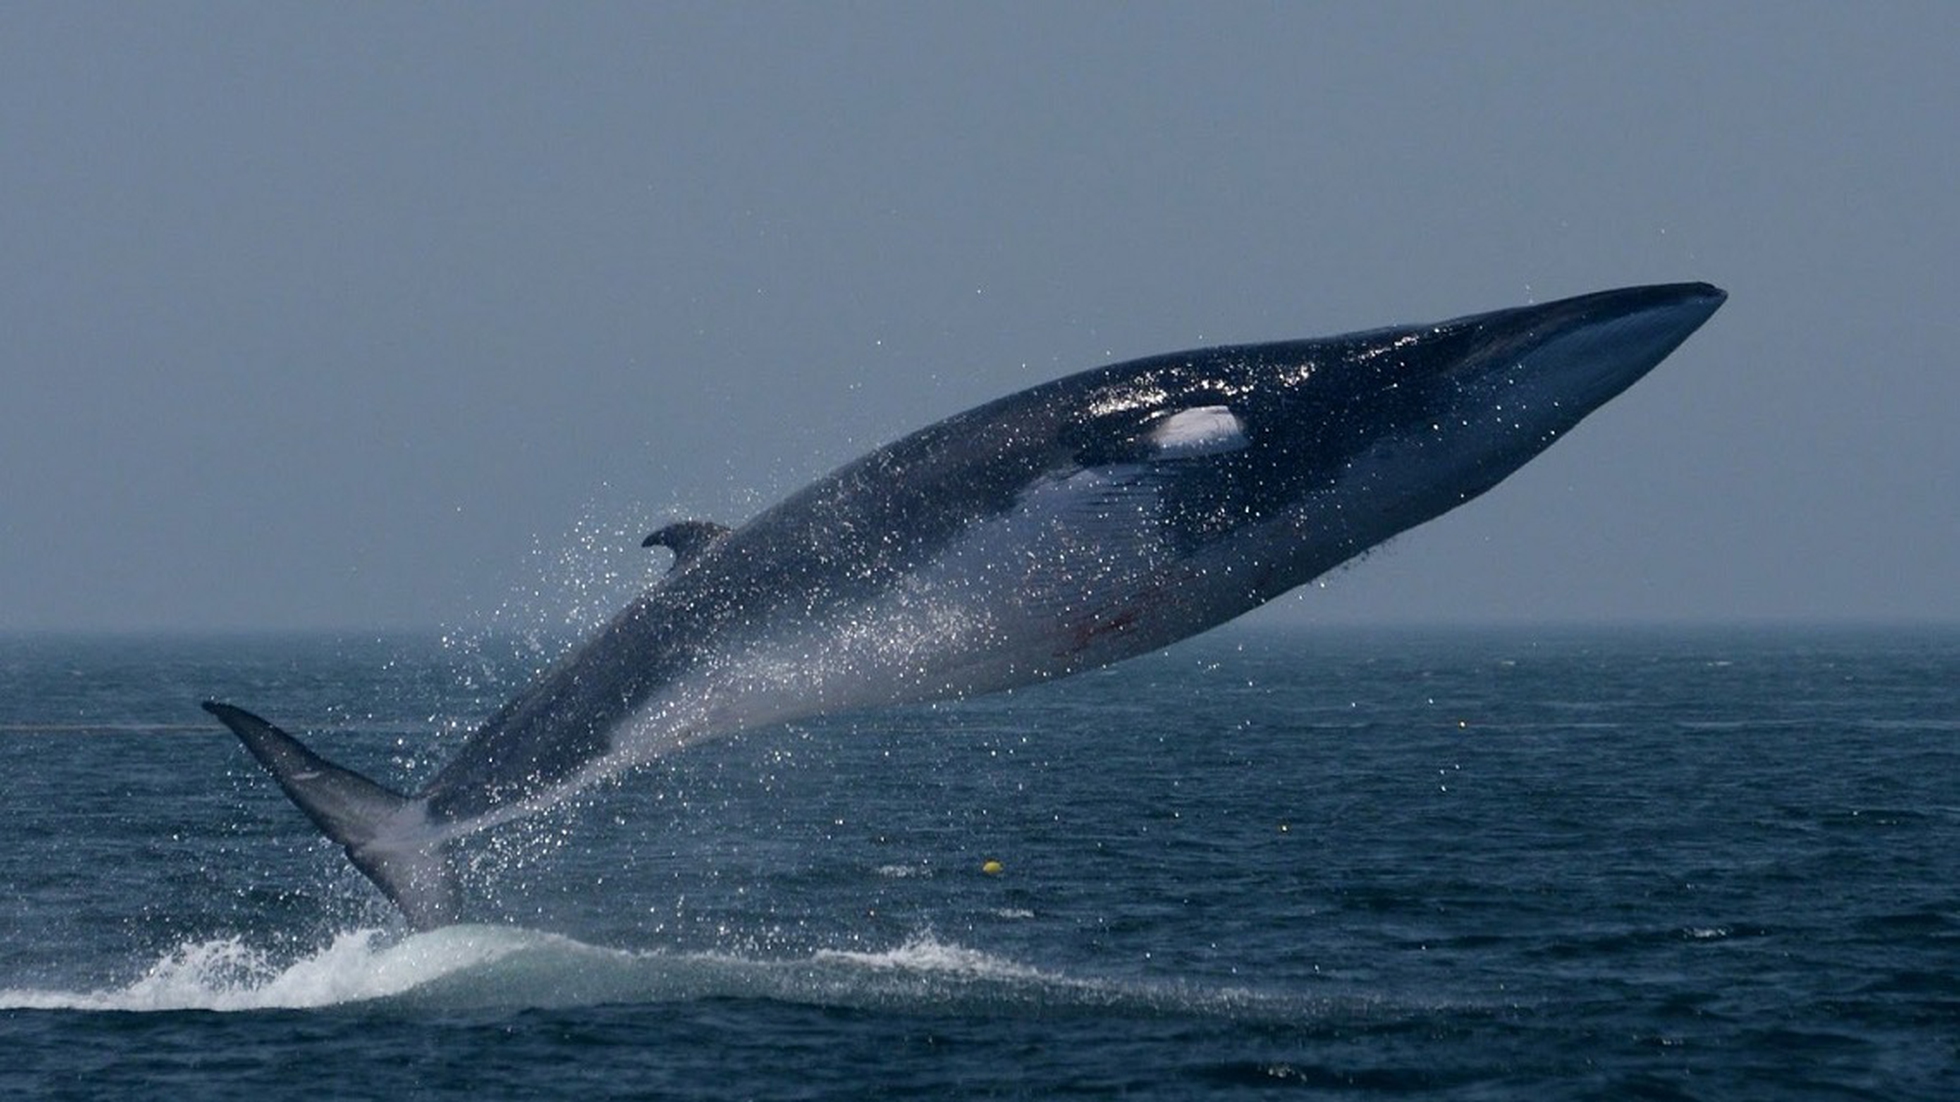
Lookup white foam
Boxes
[0,926,551,1012]
[0,927,1063,1013]
[811,932,1048,982]
[0,926,1316,1021]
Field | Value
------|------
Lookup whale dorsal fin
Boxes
[642,520,732,572]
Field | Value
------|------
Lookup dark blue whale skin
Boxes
[205,282,1725,928]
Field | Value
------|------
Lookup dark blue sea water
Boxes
[1,625,1955,1099]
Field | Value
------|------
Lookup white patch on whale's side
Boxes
[1148,406,1247,459]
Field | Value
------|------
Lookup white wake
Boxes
[0,925,1309,1020]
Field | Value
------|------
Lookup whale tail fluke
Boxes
[202,701,459,930]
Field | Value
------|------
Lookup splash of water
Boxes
[0,927,537,1012]
[0,926,1317,1020]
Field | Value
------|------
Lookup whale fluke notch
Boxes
[201,701,459,930]
[642,520,732,572]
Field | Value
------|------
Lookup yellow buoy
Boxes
[981,859,1004,876]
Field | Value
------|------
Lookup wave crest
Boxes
[1,926,1309,1020]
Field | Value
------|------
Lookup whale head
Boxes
[1037,283,1727,612]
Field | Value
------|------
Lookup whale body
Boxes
[205,283,1726,928]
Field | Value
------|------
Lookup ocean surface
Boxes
[0,624,1955,1099]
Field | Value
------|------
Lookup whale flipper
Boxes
[641,520,732,571]
[201,701,458,929]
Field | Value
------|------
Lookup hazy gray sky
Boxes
[3,3,1954,632]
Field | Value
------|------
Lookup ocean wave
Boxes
[0,926,545,1012]
[0,926,1316,1021]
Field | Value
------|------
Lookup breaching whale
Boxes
[205,282,1726,928]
